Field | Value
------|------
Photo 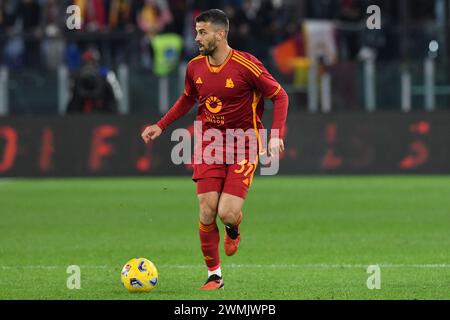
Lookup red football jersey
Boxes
[184,49,282,136]
[156,48,288,163]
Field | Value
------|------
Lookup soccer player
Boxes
[141,9,288,290]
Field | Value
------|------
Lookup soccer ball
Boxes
[121,258,158,292]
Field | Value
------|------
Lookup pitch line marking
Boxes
[2,264,450,270]
[163,264,450,269]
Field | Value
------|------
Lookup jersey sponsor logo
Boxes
[225,78,235,88]
[205,96,223,114]
[195,77,203,84]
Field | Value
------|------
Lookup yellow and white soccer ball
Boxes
[121,258,158,292]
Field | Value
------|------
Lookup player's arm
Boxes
[141,94,196,143]
[141,65,198,144]
[246,55,289,156]
[267,85,289,156]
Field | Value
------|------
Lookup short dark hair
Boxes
[195,9,229,35]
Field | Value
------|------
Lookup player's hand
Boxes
[268,138,285,157]
[141,124,162,144]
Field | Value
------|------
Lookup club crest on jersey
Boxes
[225,78,234,88]
[205,96,223,114]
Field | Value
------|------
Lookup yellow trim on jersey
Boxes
[206,49,233,73]
[233,52,263,73]
[251,91,266,155]
[267,84,281,99]
[189,55,205,63]
[233,52,263,77]
[232,57,261,77]
[232,53,262,75]
[248,156,259,186]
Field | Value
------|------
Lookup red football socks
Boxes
[199,221,221,270]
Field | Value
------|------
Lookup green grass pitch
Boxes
[0,176,449,300]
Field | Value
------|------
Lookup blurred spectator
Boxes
[0,0,17,33]
[65,41,82,71]
[223,2,253,53]
[74,0,107,32]
[137,0,172,36]
[67,48,122,113]
[107,0,139,66]
[41,0,65,70]
[0,0,444,71]
[252,0,281,61]
[181,0,201,59]
[336,0,364,60]
[16,0,42,67]
[17,0,40,31]
[150,31,183,76]
[108,0,135,31]
[307,0,338,19]
[168,0,187,36]
[0,0,22,68]
[338,0,363,22]
[137,0,173,69]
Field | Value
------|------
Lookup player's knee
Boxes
[198,195,218,225]
[199,206,217,225]
[218,209,239,226]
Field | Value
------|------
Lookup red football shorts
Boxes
[193,159,258,199]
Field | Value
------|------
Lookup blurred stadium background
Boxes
[0,0,450,300]
[1,0,450,112]
[0,0,449,176]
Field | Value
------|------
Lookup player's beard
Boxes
[198,40,217,56]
